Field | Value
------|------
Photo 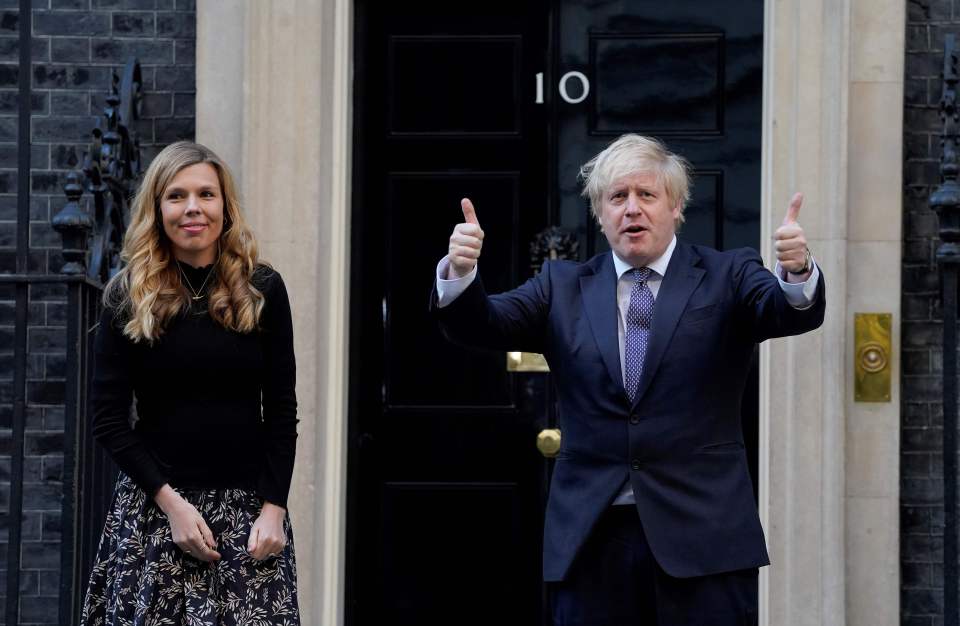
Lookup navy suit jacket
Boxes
[432,240,826,582]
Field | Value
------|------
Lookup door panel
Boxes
[684,170,723,249]
[385,173,520,408]
[389,36,522,135]
[379,482,524,622]
[590,33,725,135]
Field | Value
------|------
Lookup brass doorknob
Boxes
[537,429,561,458]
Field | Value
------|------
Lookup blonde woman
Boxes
[81,142,300,625]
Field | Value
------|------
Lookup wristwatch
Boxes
[788,247,812,275]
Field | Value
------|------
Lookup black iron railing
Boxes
[1,56,141,625]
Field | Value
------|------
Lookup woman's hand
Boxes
[154,484,221,562]
[247,501,287,560]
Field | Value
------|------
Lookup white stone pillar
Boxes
[196,1,353,624]
[760,0,903,623]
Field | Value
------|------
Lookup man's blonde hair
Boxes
[579,134,692,226]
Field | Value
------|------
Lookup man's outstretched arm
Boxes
[431,198,550,354]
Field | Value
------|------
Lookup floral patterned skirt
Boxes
[81,473,300,626]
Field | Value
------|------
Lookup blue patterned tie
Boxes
[624,267,654,401]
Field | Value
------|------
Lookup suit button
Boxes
[629,415,640,424]
[631,458,641,471]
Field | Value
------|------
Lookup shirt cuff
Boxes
[775,258,821,310]
[436,257,477,308]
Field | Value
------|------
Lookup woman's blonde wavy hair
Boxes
[104,141,267,342]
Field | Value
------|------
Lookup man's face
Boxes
[598,170,680,267]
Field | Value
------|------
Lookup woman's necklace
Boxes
[176,261,215,300]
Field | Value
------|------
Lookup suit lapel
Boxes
[632,241,705,407]
[579,255,627,400]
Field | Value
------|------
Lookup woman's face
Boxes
[159,162,225,267]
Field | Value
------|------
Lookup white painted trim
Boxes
[759,0,854,621]
[317,0,353,624]
[758,2,775,623]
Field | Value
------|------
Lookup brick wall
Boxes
[902,1,960,624]
[0,1,195,623]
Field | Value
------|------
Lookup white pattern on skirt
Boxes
[81,473,300,626]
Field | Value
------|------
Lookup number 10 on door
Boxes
[535,71,590,105]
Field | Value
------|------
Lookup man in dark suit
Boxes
[432,135,825,625]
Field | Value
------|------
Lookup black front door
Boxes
[347,3,550,625]
[347,2,763,624]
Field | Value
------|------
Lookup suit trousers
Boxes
[549,505,758,626]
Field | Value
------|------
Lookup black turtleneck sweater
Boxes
[90,264,298,508]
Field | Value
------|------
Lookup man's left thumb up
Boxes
[783,192,803,226]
